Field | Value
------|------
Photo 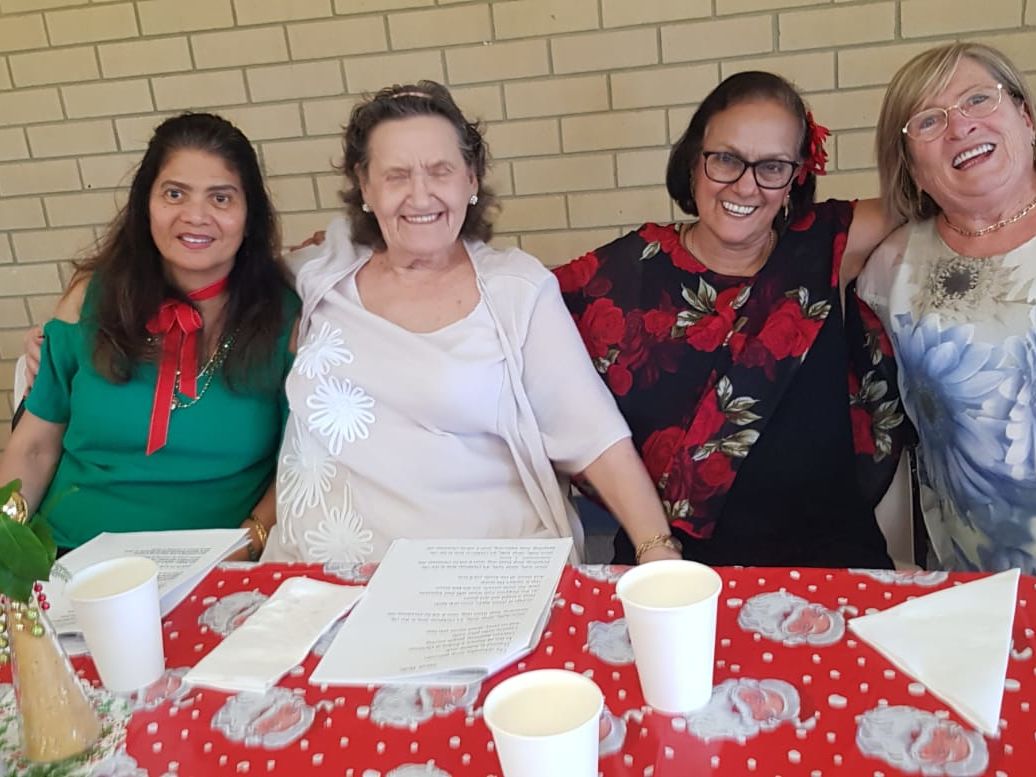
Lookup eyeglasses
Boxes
[902,83,1004,141]
[701,151,800,190]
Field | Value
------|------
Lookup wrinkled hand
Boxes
[287,230,326,251]
[22,325,43,392]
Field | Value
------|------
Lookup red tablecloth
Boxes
[44,565,1036,775]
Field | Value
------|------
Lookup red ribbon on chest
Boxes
[144,276,228,455]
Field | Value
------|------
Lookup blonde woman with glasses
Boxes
[858,42,1036,573]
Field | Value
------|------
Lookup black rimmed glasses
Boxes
[701,151,800,190]
[902,83,1004,141]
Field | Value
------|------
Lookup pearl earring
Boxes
[469,194,478,206]
[361,203,371,213]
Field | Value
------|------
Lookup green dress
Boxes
[25,283,300,549]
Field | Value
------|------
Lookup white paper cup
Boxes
[68,556,165,693]
[483,669,603,777]
[615,559,722,713]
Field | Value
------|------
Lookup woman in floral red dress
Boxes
[558,72,907,568]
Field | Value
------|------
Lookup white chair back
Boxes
[13,354,28,408]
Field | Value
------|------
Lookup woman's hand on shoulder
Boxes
[842,198,904,284]
[22,325,43,391]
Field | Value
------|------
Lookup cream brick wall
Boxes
[0,0,1032,445]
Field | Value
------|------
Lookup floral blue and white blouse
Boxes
[859,219,1036,573]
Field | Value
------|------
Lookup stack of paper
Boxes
[310,538,571,687]
[43,529,250,654]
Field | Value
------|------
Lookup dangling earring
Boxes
[469,193,478,206]
[782,197,789,225]
[361,203,371,213]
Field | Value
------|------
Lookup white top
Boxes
[858,219,1036,573]
[264,217,631,563]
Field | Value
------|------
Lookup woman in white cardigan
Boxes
[262,81,680,565]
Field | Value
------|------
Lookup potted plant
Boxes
[1,479,101,763]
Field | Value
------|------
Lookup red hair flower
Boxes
[796,111,830,185]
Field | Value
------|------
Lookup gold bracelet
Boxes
[244,515,269,561]
[634,532,682,563]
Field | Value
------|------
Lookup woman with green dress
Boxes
[0,113,297,559]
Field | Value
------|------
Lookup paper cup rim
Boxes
[483,669,604,739]
[68,556,159,603]
[615,559,722,611]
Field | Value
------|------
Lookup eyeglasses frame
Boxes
[700,151,801,190]
[901,83,1005,142]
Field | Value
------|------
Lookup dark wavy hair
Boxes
[339,80,498,250]
[77,112,286,390]
[666,71,818,233]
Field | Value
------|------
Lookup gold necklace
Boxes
[686,224,776,274]
[943,194,1036,237]
[171,336,234,410]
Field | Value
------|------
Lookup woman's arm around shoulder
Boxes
[842,199,905,284]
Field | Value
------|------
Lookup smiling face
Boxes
[692,99,801,253]
[148,148,246,291]
[907,56,1036,215]
[359,115,478,260]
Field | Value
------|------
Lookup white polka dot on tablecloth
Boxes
[147,722,159,735]
[1005,679,1021,692]
[811,654,822,664]
[746,757,757,771]
[312,755,324,767]
[664,746,675,759]
[376,741,386,754]
[266,759,276,772]
[671,717,687,733]
[234,760,248,773]
[828,695,847,709]
[339,736,349,748]
[153,743,163,754]
[802,675,812,685]
[908,683,926,697]
[448,736,461,749]
[790,570,801,580]
[727,598,743,608]
[300,739,310,751]
[859,683,869,693]
[833,754,843,766]
[829,670,840,680]
[203,743,213,754]
[710,755,720,768]
[826,732,836,744]
[730,664,741,673]
[788,750,802,764]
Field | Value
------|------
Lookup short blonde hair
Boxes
[876,42,1036,222]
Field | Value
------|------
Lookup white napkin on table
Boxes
[184,577,364,693]
[848,568,1019,737]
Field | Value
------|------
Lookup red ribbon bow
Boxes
[144,276,228,455]
[796,111,831,185]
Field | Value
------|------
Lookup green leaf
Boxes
[0,516,51,588]
[28,515,57,572]
[0,478,20,507]
[0,564,33,604]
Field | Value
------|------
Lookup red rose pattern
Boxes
[757,299,823,360]
[555,252,600,293]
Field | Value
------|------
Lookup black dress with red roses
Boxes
[557,200,905,568]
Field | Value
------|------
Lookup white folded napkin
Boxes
[185,577,364,693]
[848,568,1019,737]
